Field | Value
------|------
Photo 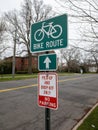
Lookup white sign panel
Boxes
[38,72,58,110]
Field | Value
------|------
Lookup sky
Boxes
[0,0,59,13]
[0,0,23,13]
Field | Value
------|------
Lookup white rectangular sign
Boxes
[38,72,58,110]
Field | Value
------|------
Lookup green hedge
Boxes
[0,61,12,74]
[16,71,28,74]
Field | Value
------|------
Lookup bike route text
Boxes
[33,38,63,50]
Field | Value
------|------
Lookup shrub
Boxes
[16,71,28,74]
[0,61,12,74]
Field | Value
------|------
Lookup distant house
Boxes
[87,60,98,73]
[88,65,97,73]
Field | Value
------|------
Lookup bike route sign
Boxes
[38,53,57,71]
[30,14,68,53]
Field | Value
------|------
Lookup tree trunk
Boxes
[96,64,98,73]
[12,29,17,78]
[67,63,71,73]
[68,67,70,73]
[28,52,32,74]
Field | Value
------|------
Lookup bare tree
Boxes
[5,0,54,74]
[0,20,6,42]
[19,0,54,74]
[0,18,7,57]
[60,46,81,72]
[55,0,98,72]
[55,0,98,43]
[5,11,19,78]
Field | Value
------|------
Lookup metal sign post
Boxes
[45,52,50,130]
[38,72,58,130]
[45,108,50,130]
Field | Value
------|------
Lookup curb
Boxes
[72,102,98,130]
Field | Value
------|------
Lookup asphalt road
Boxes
[0,74,98,130]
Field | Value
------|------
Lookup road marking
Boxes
[0,75,94,93]
[59,75,94,82]
[0,84,37,93]
[59,77,80,82]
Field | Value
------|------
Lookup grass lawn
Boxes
[0,74,37,82]
[77,105,98,130]
[0,72,76,82]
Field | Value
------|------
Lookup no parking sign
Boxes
[38,72,58,110]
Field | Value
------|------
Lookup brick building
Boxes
[5,55,38,72]
[1,50,55,73]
